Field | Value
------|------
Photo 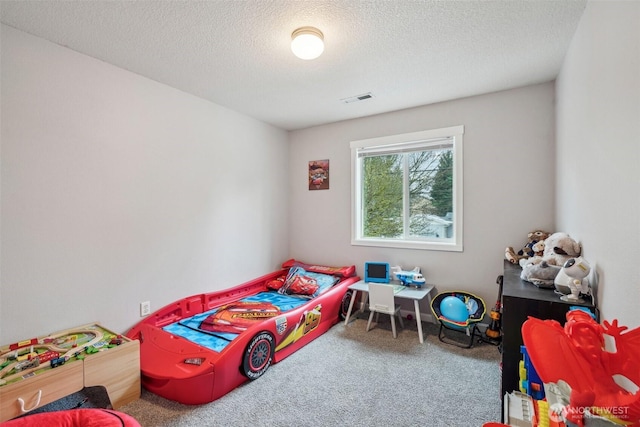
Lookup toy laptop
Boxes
[364,262,390,283]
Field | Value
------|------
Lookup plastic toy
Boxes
[554,257,591,303]
[519,345,545,400]
[363,262,390,283]
[125,259,359,405]
[0,328,106,385]
[484,275,503,343]
[502,391,536,427]
[390,266,425,287]
[522,309,640,426]
[440,295,468,323]
[430,291,486,348]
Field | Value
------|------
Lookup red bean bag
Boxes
[1,409,140,427]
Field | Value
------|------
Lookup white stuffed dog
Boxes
[520,232,581,286]
[522,232,581,267]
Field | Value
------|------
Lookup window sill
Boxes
[351,238,463,252]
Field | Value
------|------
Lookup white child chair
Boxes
[366,283,404,338]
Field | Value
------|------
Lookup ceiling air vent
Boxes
[340,92,374,104]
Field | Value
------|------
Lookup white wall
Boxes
[289,83,557,313]
[0,25,290,343]
[5,0,635,345]
[555,1,640,327]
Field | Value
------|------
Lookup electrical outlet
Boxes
[140,301,151,317]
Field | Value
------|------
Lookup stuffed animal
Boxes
[532,240,545,257]
[520,232,582,285]
[519,232,582,286]
[521,261,562,287]
[525,232,582,267]
[505,230,551,264]
[518,240,546,268]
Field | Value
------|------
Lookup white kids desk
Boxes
[343,280,434,343]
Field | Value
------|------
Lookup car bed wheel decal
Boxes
[250,341,269,370]
[339,290,353,320]
[242,332,274,380]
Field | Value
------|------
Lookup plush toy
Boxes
[520,232,582,285]
[521,261,562,287]
[518,240,546,268]
[505,230,551,264]
[525,232,582,267]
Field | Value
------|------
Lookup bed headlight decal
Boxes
[184,357,205,366]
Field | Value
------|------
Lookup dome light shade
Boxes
[291,27,324,60]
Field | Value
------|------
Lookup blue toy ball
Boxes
[440,295,469,323]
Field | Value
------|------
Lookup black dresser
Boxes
[500,260,598,400]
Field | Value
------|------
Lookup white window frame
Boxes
[350,125,464,252]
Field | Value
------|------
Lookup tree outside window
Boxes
[351,126,463,251]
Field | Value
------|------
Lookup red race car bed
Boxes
[126,259,359,405]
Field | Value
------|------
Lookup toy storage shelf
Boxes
[500,260,597,411]
[0,323,140,422]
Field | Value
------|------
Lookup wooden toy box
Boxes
[0,323,140,422]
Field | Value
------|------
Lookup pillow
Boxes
[281,259,356,278]
[1,409,141,427]
[286,274,319,296]
[279,266,338,298]
[266,276,286,290]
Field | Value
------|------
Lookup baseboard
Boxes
[355,301,436,324]
[399,308,436,324]
[357,303,493,328]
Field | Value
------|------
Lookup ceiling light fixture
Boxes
[291,26,324,60]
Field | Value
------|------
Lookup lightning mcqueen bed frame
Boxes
[126,259,359,405]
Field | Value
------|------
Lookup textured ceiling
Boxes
[0,0,587,130]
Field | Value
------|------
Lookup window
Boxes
[350,125,463,251]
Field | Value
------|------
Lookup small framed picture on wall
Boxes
[309,159,329,190]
